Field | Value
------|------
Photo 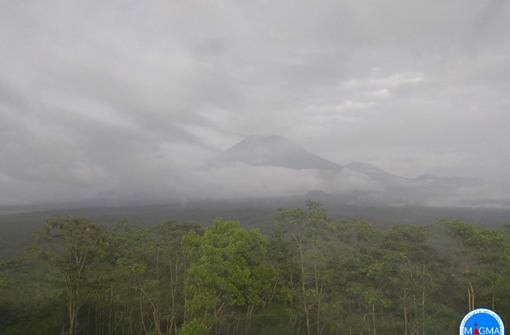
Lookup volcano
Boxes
[210,135,343,171]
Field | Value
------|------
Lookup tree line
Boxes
[1,200,510,334]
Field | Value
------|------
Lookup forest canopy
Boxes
[1,201,510,334]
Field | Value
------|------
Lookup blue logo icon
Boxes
[460,308,504,334]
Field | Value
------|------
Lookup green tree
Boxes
[469,227,510,312]
[25,215,110,335]
[381,225,450,334]
[274,200,337,335]
[182,218,275,334]
[441,219,481,311]
[0,259,18,304]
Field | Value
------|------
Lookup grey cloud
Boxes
[1,0,510,205]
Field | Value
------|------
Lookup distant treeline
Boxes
[1,200,510,334]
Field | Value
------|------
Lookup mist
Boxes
[1,0,510,207]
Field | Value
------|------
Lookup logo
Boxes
[460,308,504,335]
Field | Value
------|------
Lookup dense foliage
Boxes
[1,201,510,334]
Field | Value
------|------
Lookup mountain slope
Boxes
[206,135,509,207]
[345,162,408,184]
[210,135,343,170]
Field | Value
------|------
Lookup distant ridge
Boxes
[345,162,407,183]
[205,134,508,207]
[210,135,343,171]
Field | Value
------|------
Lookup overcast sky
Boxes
[1,0,509,206]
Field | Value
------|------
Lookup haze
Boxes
[1,0,510,206]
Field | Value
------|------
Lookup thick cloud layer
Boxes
[1,0,509,206]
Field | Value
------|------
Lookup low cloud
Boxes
[1,0,510,207]
[190,164,382,199]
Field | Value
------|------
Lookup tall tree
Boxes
[441,219,480,311]
[274,200,337,335]
[182,219,275,335]
[25,215,110,335]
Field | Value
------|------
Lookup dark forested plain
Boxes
[1,199,510,334]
